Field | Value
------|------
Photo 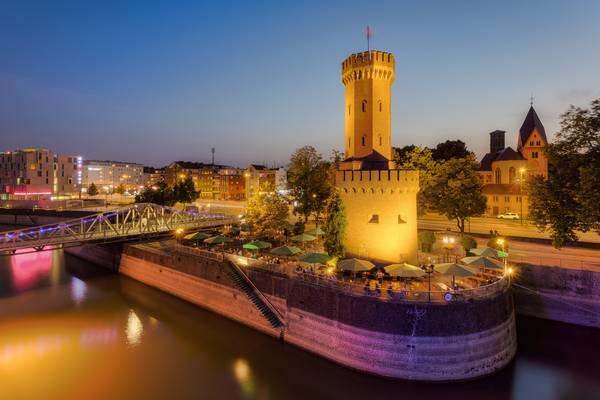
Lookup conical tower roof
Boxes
[518,106,547,149]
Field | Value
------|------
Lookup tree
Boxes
[393,146,439,215]
[432,140,471,161]
[528,99,600,247]
[115,184,126,195]
[287,146,332,223]
[322,191,347,257]
[87,182,98,197]
[417,230,435,252]
[135,180,175,206]
[173,175,199,205]
[245,183,290,237]
[425,155,487,234]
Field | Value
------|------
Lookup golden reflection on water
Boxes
[233,358,255,398]
[125,309,144,347]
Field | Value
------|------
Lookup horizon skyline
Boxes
[2,1,599,166]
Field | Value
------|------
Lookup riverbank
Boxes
[73,242,518,382]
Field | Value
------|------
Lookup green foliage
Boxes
[425,155,487,234]
[287,146,333,222]
[87,182,98,197]
[431,140,471,161]
[461,235,477,252]
[322,191,347,257]
[393,146,439,215]
[135,180,175,206]
[115,184,126,195]
[173,175,199,204]
[528,99,600,248]
[417,230,435,252]
[245,183,289,237]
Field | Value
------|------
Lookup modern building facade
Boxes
[164,161,246,200]
[0,148,81,199]
[244,165,286,199]
[479,106,549,216]
[337,50,419,264]
[83,160,144,193]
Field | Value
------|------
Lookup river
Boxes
[0,250,599,400]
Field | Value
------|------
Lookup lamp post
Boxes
[102,185,109,209]
[423,263,435,302]
[442,234,455,262]
[497,238,507,272]
[519,168,526,225]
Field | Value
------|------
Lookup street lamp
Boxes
[442,234,455,262]
[423,263,435,302]
[519,168,526,225]
[175,227,184,244]
[497,238,508,272]
[102,185,110,209]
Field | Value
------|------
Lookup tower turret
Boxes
[342,51,395,161]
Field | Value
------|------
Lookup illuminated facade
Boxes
[244,165,286,199]
[479,106,549,216]
[0,148,80,199]
[337,51,419,264]
[83,160,144,193]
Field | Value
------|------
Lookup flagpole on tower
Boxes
[365,25,373,52]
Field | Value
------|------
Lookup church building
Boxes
[479,106,549,216]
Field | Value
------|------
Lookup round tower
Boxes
[342,51,395,160]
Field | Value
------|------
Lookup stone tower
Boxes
[337,50,419,264]
[342,51,395,161]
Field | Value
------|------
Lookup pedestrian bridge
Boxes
[0,203,237,255]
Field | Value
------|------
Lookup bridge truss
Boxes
[0,203,237,255]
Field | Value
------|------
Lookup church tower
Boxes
[342,51,395,161]
[337,50,418,264]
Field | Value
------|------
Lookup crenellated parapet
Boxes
[342,50,395,86]
[336,169,419,193]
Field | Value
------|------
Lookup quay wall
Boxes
[116,244,517,382]
[513,263,600,329]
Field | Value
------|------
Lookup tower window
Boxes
[361,135,366,146]
[348,105,351,115]
[368,214,379,224]
[378,135,382,146]
[362,100,367,112]
[379,101,382,112]
[398,215,406,224]
[495,168,501,184]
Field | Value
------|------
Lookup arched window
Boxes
[495,168,502,184]
[362,100,367,112]
[509,167,516,184]
[361,135,366,146]
[379,101,382,112]
[378,135,382,146]
[348,104,351,115]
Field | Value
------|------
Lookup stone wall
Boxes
[118,244,517,381]
[513,263,600,328]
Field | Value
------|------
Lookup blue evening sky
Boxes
[1,1,599,167]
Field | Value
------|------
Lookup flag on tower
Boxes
[365,25,373,51]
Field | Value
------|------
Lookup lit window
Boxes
[368,214,379,224]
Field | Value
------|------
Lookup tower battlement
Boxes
[336,169,419,191]
[342,51,395,85]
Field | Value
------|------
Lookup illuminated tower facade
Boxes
[337,50,418,264]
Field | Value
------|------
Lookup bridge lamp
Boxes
[175,227,184,244]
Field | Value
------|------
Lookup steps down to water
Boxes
[224,260,284,329]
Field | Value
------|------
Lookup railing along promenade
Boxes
[0,203,236,255]
[170,246,510,304]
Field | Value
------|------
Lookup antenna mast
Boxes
[365,25,373,52]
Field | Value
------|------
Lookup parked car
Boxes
[497,212,519,220]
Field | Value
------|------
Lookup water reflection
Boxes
[0,250,598,399]
[9,250,53,291]
[126,309,143,347]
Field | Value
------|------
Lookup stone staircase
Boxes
[224,259,285,330]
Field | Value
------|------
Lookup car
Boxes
[497,212,520,220]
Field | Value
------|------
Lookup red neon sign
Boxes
[13,191,52,196]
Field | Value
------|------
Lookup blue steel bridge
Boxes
[0,203,237,256]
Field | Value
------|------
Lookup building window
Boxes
[495,168,501,184]
[368,214,379,224]
[362,100,367,112]
[398,215,406,224]
[378,135,382,146]
[361,135,366,146]
[530,141,534,146]
[532,152,538,159]
[348,104,351,115]
[509,167,516,184]
[493,195,499,202]
[536,140,541,146]
[504,196,510,202]
[379,101,382,112]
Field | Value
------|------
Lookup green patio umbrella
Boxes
[384,263,426,278]
[461,256,504,270]
[336,258,375,274]
[270,245,302,257]
[290,233,317,242]
[248,240,272,249]
[306,227,325,236]
[204,235,234,245]
[299,252,332,264]
[434,262,477,287]
[183,231,211,241]
[497,250,509,258]
[242,243,260,250]
[470,247,500,258]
